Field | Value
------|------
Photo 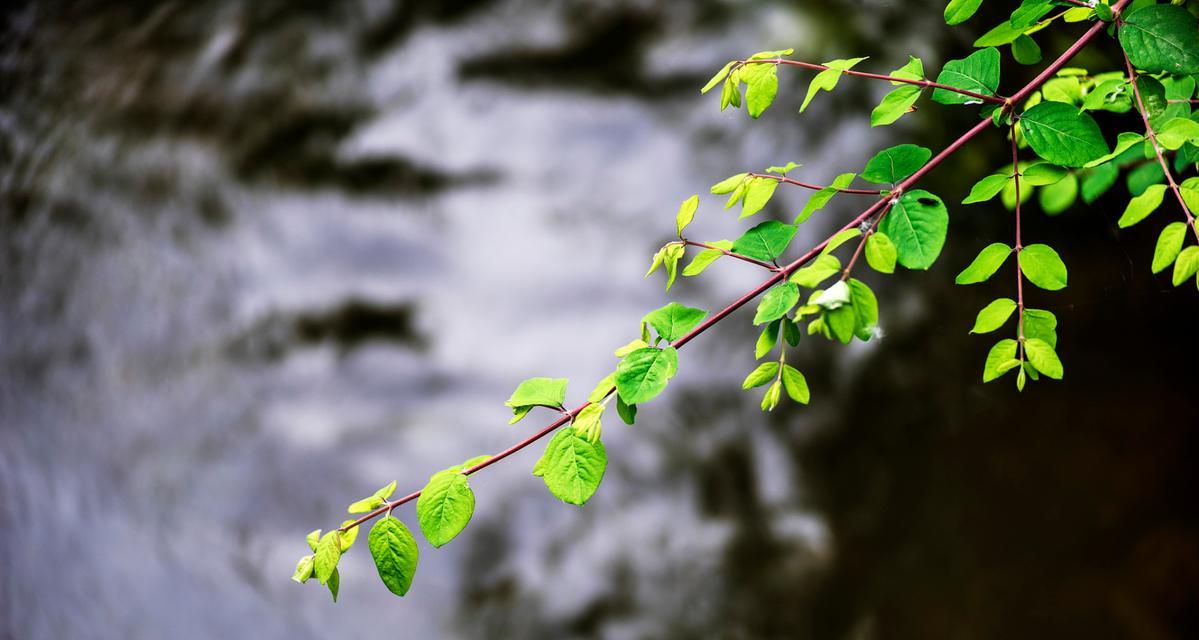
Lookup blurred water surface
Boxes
[2,1,1197,639]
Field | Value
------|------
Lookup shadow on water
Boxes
[1,0,1196,638]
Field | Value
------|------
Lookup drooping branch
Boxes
[1120,41,1199,243]
[337,0,1133,536]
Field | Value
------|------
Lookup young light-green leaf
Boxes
[368,516,419,598]
[742,362,780,389]
[741,177,779,219]
[955,242,1011,285]
[932,47,1000,105]
[790,254,842,288]
[1023,308,1058,348]
[416,470,475,548]
[1019,244,1068,290]
[848,278,878,341]
[1173,246,1199,287]
[506,378,568,412]
[1152,222,1187,274]
[1024,338,1064,380]
[314,532,341,585]
[865,232,897,274]
[970,298,1017,334]
[944,0,984,25]
[532,427,607,505]
[754,282,801,325]
[744,63,780,119]
[1019,101,1110,168]
[861,144,932,184]
[796,173,857,224]
[732,220,798,262]
[682,240,732,277]
[643,302,708,342]
[675,195,699,236]
[1117,183,1167,228]
[780,365,810,404]
[963,174,1010,204]
[983,339,1020,382]
[879,190,949,270]
[871,85,922,127]
[615,347,679,405]
[800,57,868,113]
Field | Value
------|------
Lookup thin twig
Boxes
[1011,125,1026,364]
[683,240,779,271]
[742,58,1007,105]
[749,172,883,195]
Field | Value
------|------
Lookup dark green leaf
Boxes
[932,47,1000,105]
[879,190,949,270]
[1020,101,1110,167]
[615,347,679,405]
[1119,4,1199,75]
[368,516,420,598]
[861,144,933,184]
[732,220,798,262]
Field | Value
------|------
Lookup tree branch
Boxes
[749,172,883,195]
[682,240,779,271]
[743,58,1007,105]
[336,0,1133,535]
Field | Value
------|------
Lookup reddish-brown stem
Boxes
[743,58,1007,105]
[336,1,1131,535]
[749,172,883,195]
[1166,99,1199,105]
[1060,0,1092,7]
[840,202,892,281]
[1011,126,1026,363]
[683,240,779,271]
[1120,40,1199,243]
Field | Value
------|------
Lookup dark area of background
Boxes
[1,1,1196,638]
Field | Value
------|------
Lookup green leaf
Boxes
[368,516,419,598]
[871,85,922,127]
[1083,132,1145,168]
[416,470,475,548]
[932,47,1000,105]
[744,63,779,119]
[616,395,637,425]
[891,56,925,83]
[326,568,340,602]
[683,239,732,276]
[945,0,983,25]
[755,321,780,358]
[865,232,897,274]
[306,529,322,552]
[314,532,341,585]
[1011,34,1042,66]
[796,173,857,224]
[970,298,1017,334]
[1118,4,1199,76]
[742,362,780,389]
[974,20,1027,47]
[861,144,932,184]
[701,61,735,94]
[348,495,384,514]
[1152,222,1187,274]
[766,161,801,175]
[801,57,868,113]
[292,555,315,584]
[643,302,708,342]
[822,229,863,257]
[1155,118,1199,151]
[338,522,360,552]
[780,365,810,404]
[1173,246,1199,287]
[963,173,1010,204]
[1024,338,1063,379]
[782,316,802,346]
[532,427,607,505]
[825,305,856,344]
[791,254,842,288]
[374,480,398,501]
[505,377,568,423]
[1019,101,1110,168]
[847,278,879,341]
[754,282,801,325]
[1022,163,1068,186]
[588,374,615,403]
[1118,184,1168,228]
[1038,173,1078,216]
[732,220,797,262]
[1009,0,1053,29]
[710,173,748,194]
[741,178,778,219]
[955,242,1011,285]
[615,347,679,405]
[1023,308,1058,348]
[1019,244,1068,290]
[879,190,949,270]
[983,339,1020,382]
[675,195,699,236]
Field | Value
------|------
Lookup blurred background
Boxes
[2,0,1196,638]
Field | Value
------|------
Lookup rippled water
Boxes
[3,1,1197,638]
